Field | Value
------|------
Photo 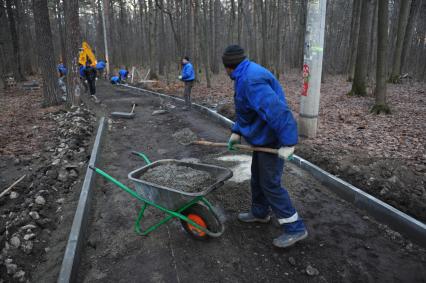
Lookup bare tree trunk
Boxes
[5,0,25,81]
[0,42,4,89]
[201,0,211,87]
[401,0,423,74]
[260,0,267,66]
[367,0,378,81]
[158,0,165,75]
[33,0,61,106]
[228,0,235,43]
[372,0,390,114]
[237,0,243,44]
[16,0,34,75]
[118,0,126,65]
[390,0,412,82]
[350,0,371,96]
[347,0,361,81]
[63,0,81,107]
[192,0,199,75]
[55,0,66,61]
[252,0,258,62]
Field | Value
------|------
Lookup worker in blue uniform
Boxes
[118,67,129,82]
[96,60,107,79]
[57,62,67,77]
[178,56,195,110]
[110,75,121,85]
[223,45,308,248]
[79,64,88,93]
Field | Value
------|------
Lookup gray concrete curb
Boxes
[120,84,426,248]
[291,156,426,247]
[57,117,105,283]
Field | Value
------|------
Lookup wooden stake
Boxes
[0,175,26,199]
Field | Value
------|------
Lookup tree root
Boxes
[371,104,391,114]
[388,75,401,84]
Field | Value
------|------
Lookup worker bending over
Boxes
[110,75,121,85]
[119,67,129,83]
[223,45,308,248]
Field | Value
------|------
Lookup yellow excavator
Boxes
[78,41,97,67]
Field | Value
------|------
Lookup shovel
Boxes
[191,140,279,154]
[111,103,136,119]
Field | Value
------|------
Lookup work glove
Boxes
[178,75,182,80]
[278,146,295,161]
[227,133,241,151]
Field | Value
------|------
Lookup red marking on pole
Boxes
[302,64,310,96]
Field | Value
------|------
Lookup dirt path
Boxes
[79,82,426,283]
[153,73,426,222]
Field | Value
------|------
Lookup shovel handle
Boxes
[191,140,278,154]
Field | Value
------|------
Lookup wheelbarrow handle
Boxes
[131,151,152,165]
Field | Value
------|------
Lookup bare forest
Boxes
[1,0,426,85]
[1,0,426,282]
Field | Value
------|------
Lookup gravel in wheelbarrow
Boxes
[141,163,213,193]
[128,159,233,211]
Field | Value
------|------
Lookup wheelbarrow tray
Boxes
[128,159,232,211]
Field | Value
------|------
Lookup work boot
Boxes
[272,230,308,248]
[238,212,271,223]
[92,95,100,103]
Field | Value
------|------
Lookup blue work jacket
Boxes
[57,64,67,76]
[119,69,128,80]
[181,62,195,81]
[96,61,106,70]
[79,66,86,78]
[231,59,298,147]
[111,76,120,84]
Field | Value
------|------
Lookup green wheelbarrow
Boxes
[89,151,233,240]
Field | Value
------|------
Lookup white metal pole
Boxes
[101,0,110,76]
[299,0,327,138]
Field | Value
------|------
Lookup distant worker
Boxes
[57,62,67,77]
[178,56,195,110]
[118,67,129,82]
[79,64,89,93]
[96,60,107,79]
[110,75,121,85]
[223,45,307,248]
[83,60,99,103]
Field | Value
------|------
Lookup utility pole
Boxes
[299,0,327,138]
[102,0,110,76]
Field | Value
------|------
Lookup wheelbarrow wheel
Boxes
[181,203,219,240]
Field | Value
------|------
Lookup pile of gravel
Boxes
[172,128,197,145]
[141,164,213,193]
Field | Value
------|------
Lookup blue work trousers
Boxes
[251,151,306,234]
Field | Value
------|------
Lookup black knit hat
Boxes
[222,45,246,68]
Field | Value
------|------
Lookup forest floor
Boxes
[0,85,96,282]
[145,71,426,223]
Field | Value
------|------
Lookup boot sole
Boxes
[237,216,271,223]
[272,231,308,248]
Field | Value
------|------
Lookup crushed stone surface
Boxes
[141,163,213,192]
[172,128,198,145]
